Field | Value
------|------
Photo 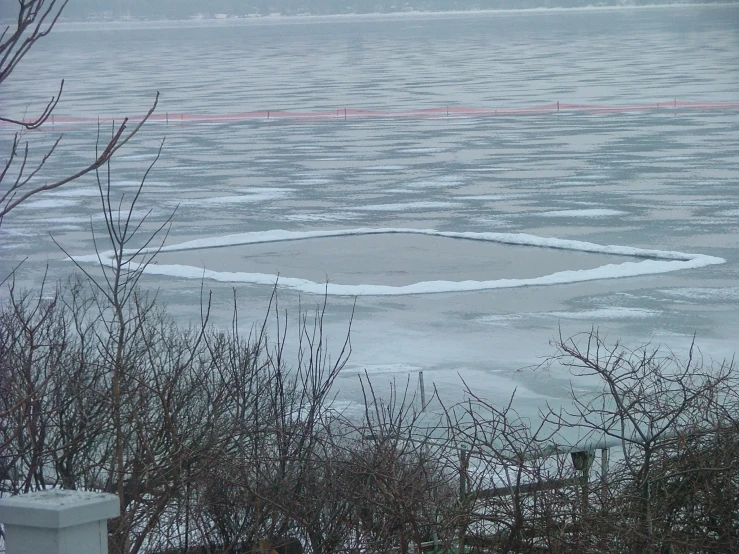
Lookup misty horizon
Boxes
[3,0,733,22]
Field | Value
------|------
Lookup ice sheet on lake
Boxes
[479,307,658,324]
[295,178,333,185]
[355,363,424,375]
[116,153,161,160]
[181,188,294,205]
[455,194,520,201]
[0,227,36,237]
[42,216,92,223]
[463,167,513,173]
[112,180,174,188]
[70,228,726,297]
[406,175,462,189]
[537,209,626,217]
[17,198,79,210]
[284,212,360,222]
[544,307,659,320]
[366,165,406,171]
[353,201,462,211]
[48,188,101,198]
[478,314,526,326]
[661,287,739,301]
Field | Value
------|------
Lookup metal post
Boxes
[458,445,469,554]
[419,371,426,412]
[459,445,468,501]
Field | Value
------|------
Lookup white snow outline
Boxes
[71,228,726,297]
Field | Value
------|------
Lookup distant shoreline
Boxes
[4,1,737,29]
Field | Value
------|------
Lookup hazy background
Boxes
[1,0,732,20]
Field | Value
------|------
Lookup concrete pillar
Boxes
[0,490,119,554]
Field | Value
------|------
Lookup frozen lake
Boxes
[2,4,739,416]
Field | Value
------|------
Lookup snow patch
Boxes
[538,209,626,217]
[183,188,294,205]
[406,175,462,189]
[544,307,659,320]
[366,165,405,171]
[455,195,519,201]
[463,167,512,173]
[112,179,174,188]
[43,216,95,224]
[353,201,461,211]
[478,314,526,326]
[661,287,739,301]
[284,212,360,222]
[48,188,101,198]
[400,148,444,154]
[0,227,35,237]
[356,363,424,375]
[17,199,78,209]
[296,178,332,185]
[117,153,158,161]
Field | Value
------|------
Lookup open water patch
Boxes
[70,228,725,297]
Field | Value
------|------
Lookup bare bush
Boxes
[336,377,460,554]
[4,273,738,554]
[450,387,580,554]
[546,330,739,553]
[0,182,354,554]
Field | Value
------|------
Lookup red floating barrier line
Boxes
[2,100,738,129]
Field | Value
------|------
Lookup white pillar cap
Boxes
[0,490,120,529]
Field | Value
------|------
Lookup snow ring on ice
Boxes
[71,228,726,297]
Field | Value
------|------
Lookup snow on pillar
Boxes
[0,490,119,554]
